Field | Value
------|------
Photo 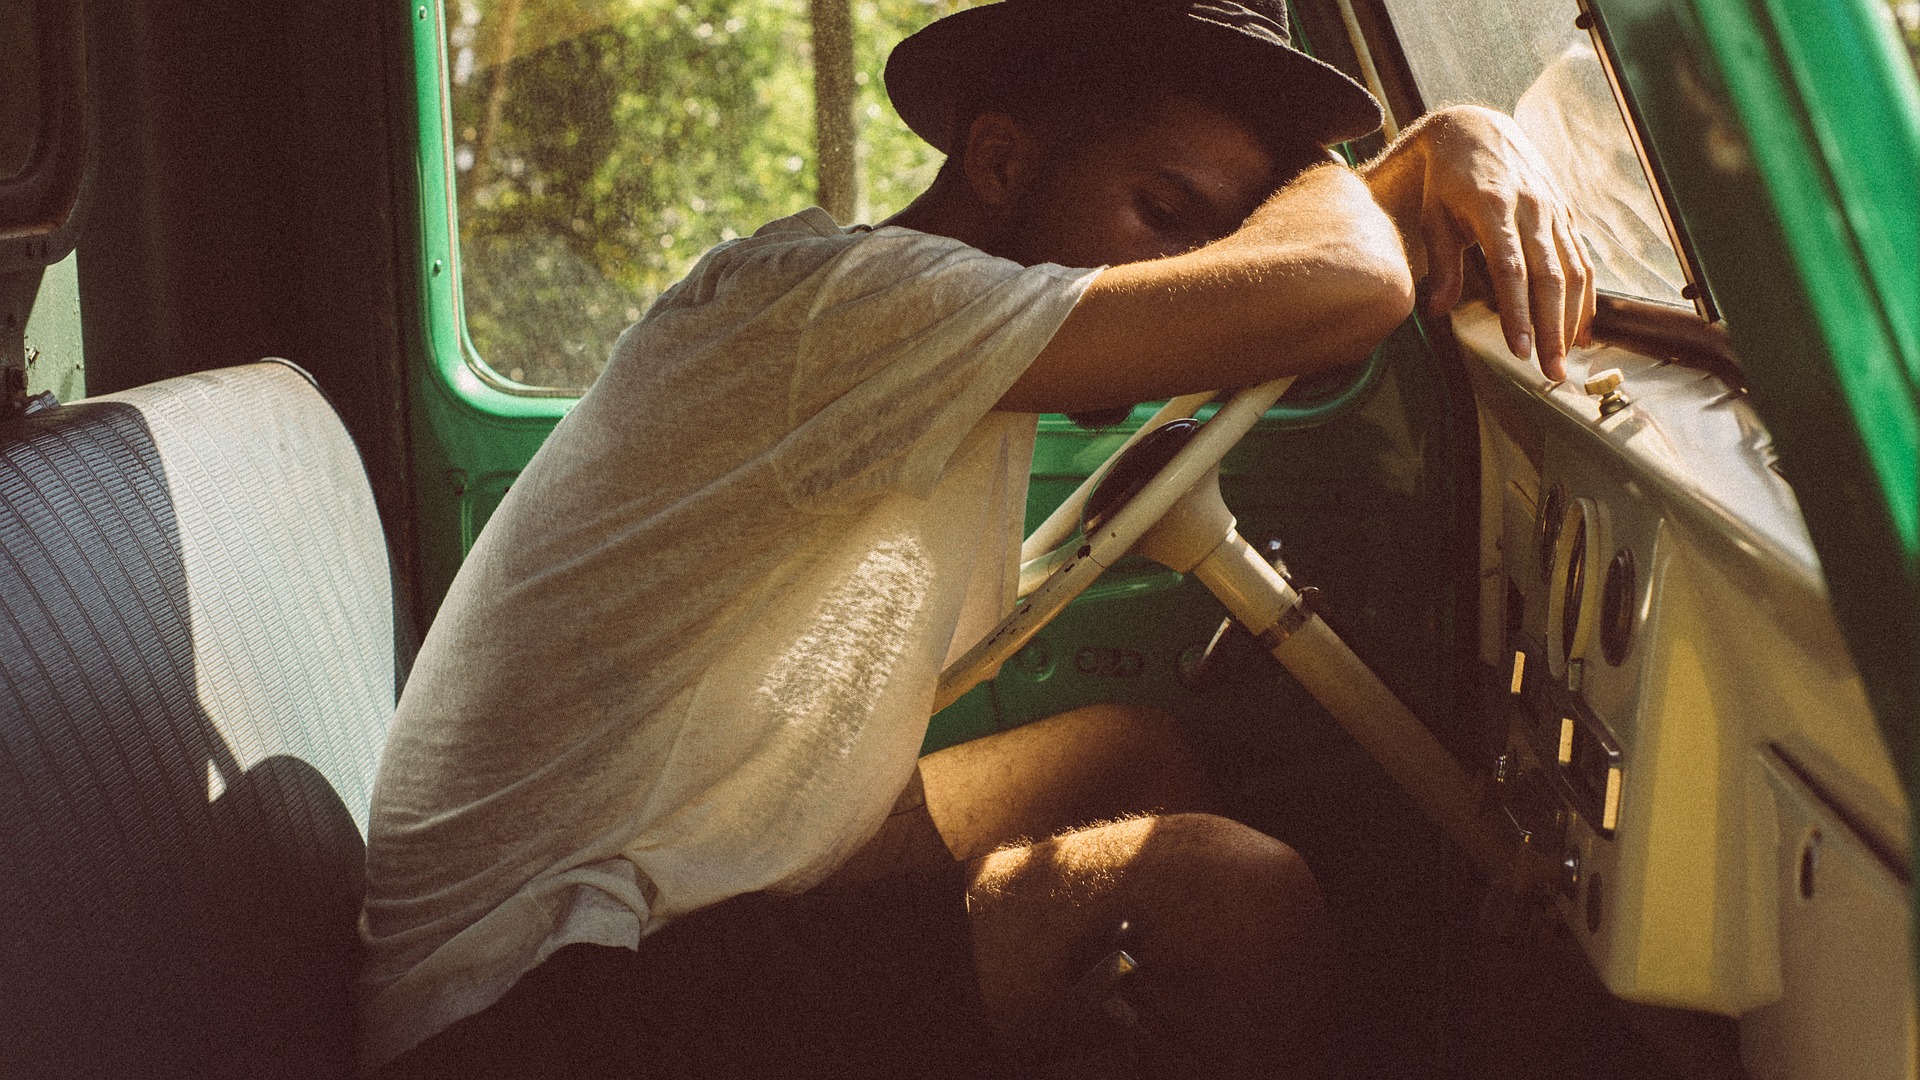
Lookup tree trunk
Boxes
[809,0,857,222]
[466,0,525,213]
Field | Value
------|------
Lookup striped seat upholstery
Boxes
[0,362,398,1079]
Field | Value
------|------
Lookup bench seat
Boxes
[0,361,399,1078]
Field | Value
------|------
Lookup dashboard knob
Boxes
[1583,368,1630,417]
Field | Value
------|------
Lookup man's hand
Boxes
[1362,105,1595,381]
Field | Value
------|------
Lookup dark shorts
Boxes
[381,788,992,1080]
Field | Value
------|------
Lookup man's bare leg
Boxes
[917,702,1219,859]
[965,814,1332,1078]
[914,703,1334,1078]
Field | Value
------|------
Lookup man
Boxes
[359,1,1592,1077]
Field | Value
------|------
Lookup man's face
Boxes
[994,96,1298,268]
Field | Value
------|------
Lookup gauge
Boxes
[1537,482,1566,578]
[1546,496,1603,680]
[1600,548,1636,665]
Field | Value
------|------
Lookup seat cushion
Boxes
[0,361,395,1079]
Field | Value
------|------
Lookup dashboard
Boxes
[1455,303,1916,1079]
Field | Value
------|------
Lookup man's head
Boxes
[884,0,1380,266]
[949,92,1322,267]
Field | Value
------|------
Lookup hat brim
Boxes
[885,1,1384,155]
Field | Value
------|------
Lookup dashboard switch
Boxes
[1583,368,1630,417]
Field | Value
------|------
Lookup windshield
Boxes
[1379,0,1693,308]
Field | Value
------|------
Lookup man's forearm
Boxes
[1356,117,1438,283]
[995,161,1418,413]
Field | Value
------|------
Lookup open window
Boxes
[425,0,969,396]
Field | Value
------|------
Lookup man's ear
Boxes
[960,111,1035,212]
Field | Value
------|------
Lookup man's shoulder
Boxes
[724,208,982,273]
[651,209,986,316]
[751,206,853,241]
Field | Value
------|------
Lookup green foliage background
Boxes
[448,0,976,389]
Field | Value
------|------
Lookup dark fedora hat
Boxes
[885,0,1383,154]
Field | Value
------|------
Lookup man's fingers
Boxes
[1569,210,1597,348]
[1517,196,1568,380]
[1396,107,1595,374]
[1552,212,1588,360]
[1478,209,1535,365]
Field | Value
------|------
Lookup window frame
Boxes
[1579,2,1719,322]
[408,0,578,419]
[408,0,1733,414]
[0,0,86,275]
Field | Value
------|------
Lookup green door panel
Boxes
[393,0,572,614]
[1589,0,1920,987]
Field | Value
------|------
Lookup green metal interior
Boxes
[21,251,85,403]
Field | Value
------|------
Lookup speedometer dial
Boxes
[1546,496,1603,680]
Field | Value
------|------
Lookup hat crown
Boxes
[1005,0,1293,41]
[1015,0,1292,44]
[887,0,1381,152]
[1180,1,1294,47]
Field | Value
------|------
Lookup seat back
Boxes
[0,362,396,1079]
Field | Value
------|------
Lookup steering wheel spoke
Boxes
[936,377,1295,711]
[1018,391,1219,576]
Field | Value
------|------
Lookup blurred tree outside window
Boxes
[446,0,977,391]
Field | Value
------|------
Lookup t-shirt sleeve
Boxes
[769,229,1099,510]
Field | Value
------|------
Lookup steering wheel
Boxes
[932,374,1505,873]
[933,376,1296,712]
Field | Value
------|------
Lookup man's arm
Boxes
[996,162,1414,414]
[998,104,1595,414]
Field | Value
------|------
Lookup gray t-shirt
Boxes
[357,208,1099,1070]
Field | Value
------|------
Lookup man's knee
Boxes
[1062,700,1182,746]
[1142,813,1319,902]
[922,703,1215,861]
[1119,813,1329,965]
[970,811,1325,948]
[1035,701,1187,764]
[968,813,1332,1075]
[1100,815,1332,1075]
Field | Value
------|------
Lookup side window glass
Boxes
[1378,0,1692,307]
[443,0,972,392]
